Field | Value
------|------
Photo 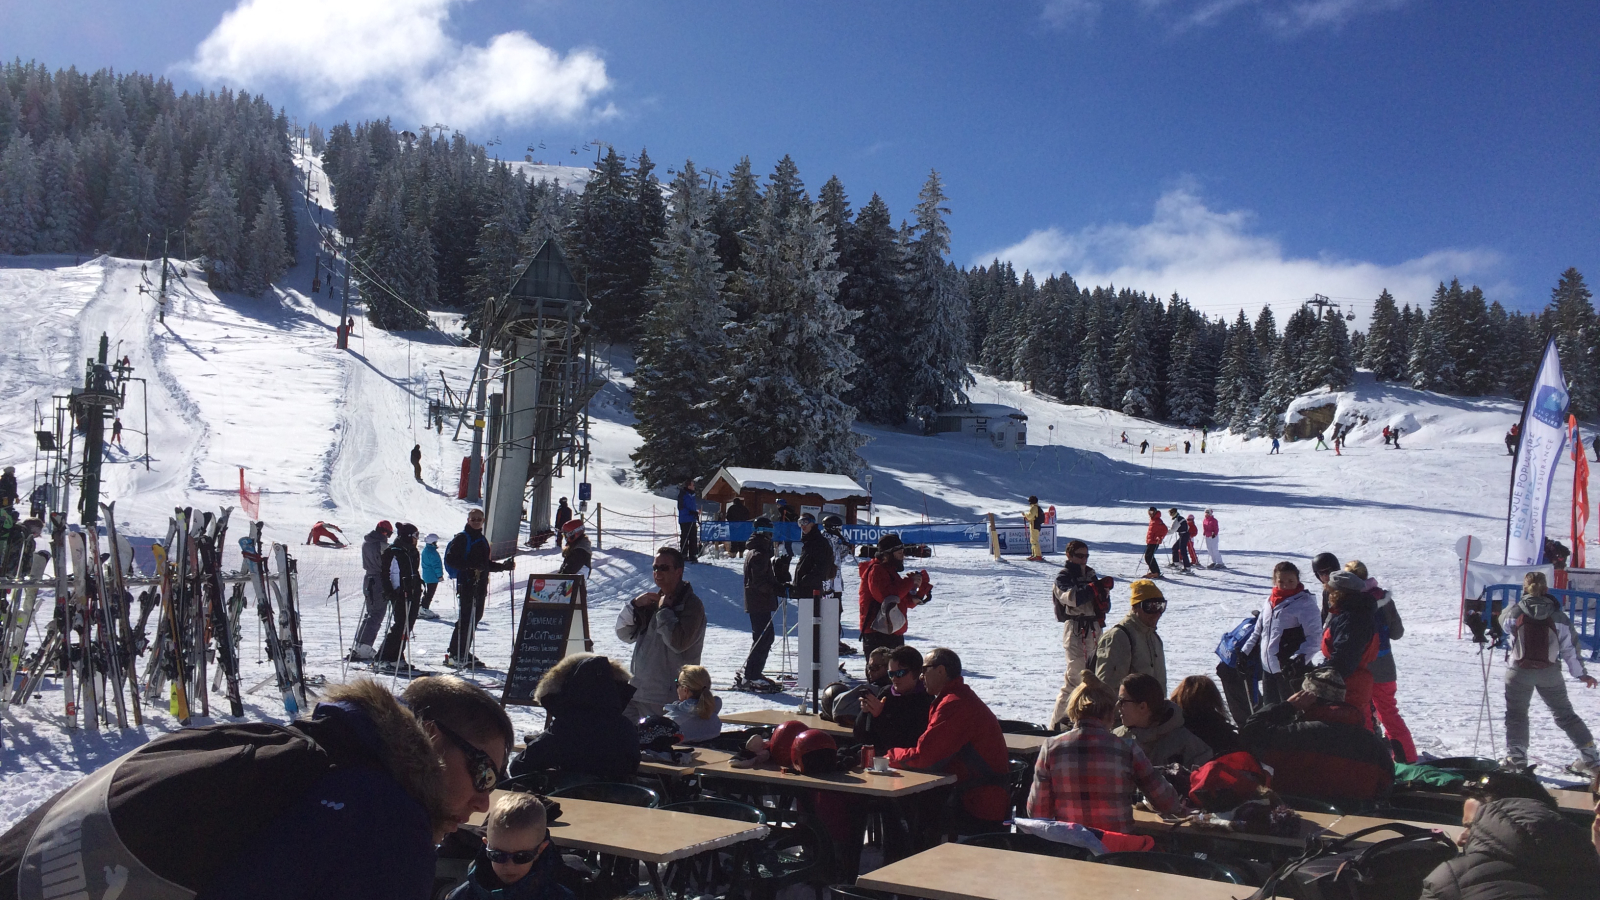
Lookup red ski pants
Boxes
[1372,679,1417,762]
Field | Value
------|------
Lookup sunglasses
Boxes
[431,720,504,793]
[486,840,549,866]
[888,668,916,679]
[1070,553,1089,560]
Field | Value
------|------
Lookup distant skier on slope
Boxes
[411,444,423,483]
[1391,427,1403,449]
[1140,439,1149,454]
[1269,437,1281,454]
[1168,508,1193,575]
[1505,423,1519,456]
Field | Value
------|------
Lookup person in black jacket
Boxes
[444,509,515,668]
[376,523,424,663]
[509,653,639,782]
[349,519,394,661]
[739,520,781,691]
[1422,796,1600,900]
[1240,668,1394,802]
[724,495,752,555]
[557,520,591,575]
[791,512,835,598]
[854,645,934,753]
[1167,508,1192,574]
[553,498,572,549]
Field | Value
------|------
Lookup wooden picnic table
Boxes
[694,757,956,797]
[1129,807,1340,850]
[856,840,1243,900]
[1552,788,1596,815]
[637,747,736,780]
[721,708,1045,756]
[468,794,767,896]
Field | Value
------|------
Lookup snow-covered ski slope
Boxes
[2,152,1596,828]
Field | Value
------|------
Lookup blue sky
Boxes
[8,0,1597,321]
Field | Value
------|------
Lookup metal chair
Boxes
[1098,851,1243,883]
[550,781,661,808]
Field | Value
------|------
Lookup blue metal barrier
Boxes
[1481,584,1600,661]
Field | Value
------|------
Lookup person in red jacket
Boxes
[1142,507,1167,579]
[887,647,1012,835]
[1184,515,1201,567]
[858,534,929,657]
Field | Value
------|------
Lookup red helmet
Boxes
[790,728,840,775]
[768,720,810,768]
[561,519,584,534]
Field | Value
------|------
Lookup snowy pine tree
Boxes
[900,172,972,421]
[1305,310,1355,391]
[1113,300,1158,418]
[1164,301,1209,426]
[840,193,910,425]
[1545,268,1595,416]
[711,157,762,280]
[1362,290,1407,380]
[1407,310,1449,392]
[567,148,645,341]
[188,173,244,291]
[713,185,863,474]
[1076,300,1112,408]
[630,160,735,487]
[239,187,289,295]
[1214,311,1262,433]
[0,134,40,254]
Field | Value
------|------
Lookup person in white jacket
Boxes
[1500,570,1600,776]
[823,515,856,656]
[1241,560,1322,708]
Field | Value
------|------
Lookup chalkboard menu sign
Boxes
[501,575,589,706]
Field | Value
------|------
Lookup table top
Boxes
[469,795,766,864]
[695,757,956,797]
[1329,815,1465,844]
[721,708,1045,755]
[638,747,736,778]
[1129,808,1339,847]
[1552,788,1597,814]
[856,840,1243,900]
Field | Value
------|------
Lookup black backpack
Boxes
[1248,822,1460,900]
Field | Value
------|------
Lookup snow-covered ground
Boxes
[2,152,1595,831]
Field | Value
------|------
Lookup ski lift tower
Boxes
[481,240,602,558]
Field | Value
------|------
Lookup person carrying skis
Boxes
[739,518,782,692]
[411,444,423,483]
[1025,495,1045,561]
[444,509,515,668]
[1142,507,1166,578]
[1500,570,1600,776]
[677,478,700,562]
[1167,508,1192,574]
[1201,508,1224,568]
[376,523,424,664]
[1049,540,1112,730]
[306,520,347,548]
[858,534,929,656]
[349,519,394,661]
[553,497,572,550]
[418,532,444,620]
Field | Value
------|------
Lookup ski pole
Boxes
[330,578,344,681]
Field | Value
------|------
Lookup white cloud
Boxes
[976,185,1504,326]
[1041,0,1409,34]
[186,0,611,130]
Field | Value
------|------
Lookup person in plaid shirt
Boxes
[1026,669,1191,832]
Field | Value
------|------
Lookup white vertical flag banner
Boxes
[1505,338,1570,565]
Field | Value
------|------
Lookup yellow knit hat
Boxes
[1129,579,1164,606]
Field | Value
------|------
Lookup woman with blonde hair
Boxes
[664,664,723,743]
[1025,671,1190,832]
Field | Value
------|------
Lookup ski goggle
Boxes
[431,720,504,793]
[487,839,550,865]
[1138,599,1168,614]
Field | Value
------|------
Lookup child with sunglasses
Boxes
[448,792,574,900]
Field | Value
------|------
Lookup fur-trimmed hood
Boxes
[535,652,635,718]
[315,678,448,833]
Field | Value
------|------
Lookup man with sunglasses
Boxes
[617,546,706,721]
[1,675,512,900]
[1095,579,1168,697]
[1049,540,1113,730]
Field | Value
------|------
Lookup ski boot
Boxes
[347,643,376,662]
[416,607,441,621]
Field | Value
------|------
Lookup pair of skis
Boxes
[241,525,308,715]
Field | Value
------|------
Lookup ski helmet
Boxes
[768,720,810,768]
[822,514,844,530]
[818,682,850,721]
[1312,552,1341,579]
[753,517,774,533]
[790,728,841,775]
[637,715,682,753]
[561,519,584,535]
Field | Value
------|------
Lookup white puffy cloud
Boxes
[1041,0,1409,33]
[976,185,1504,326]
[186,0,610,130]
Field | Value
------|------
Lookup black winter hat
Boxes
[753,517,773,533]
[1312,552,1341,578]
[877,533,904,555]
